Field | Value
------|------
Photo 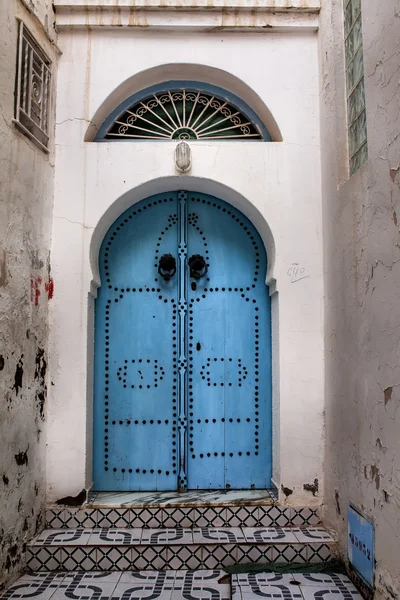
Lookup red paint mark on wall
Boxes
[45,278,54,300]
[31,276,54,305]
[31,277,42,306]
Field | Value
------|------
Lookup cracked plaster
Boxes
[319,0,400,597]
[0,0,57,590]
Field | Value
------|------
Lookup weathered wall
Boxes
[319,0,400,597]
[0,0,57,589]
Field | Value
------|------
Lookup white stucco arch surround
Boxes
[90,177,277,294]
[48,32,324,504]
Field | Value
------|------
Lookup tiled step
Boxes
[46,506,321,529]
[27,527,335,571]
[0,570,363,600]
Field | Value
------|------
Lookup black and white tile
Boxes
[232,573,362,600]
[32,530,92,546]
[243,527,299,543]
[140,529,193,545]
[1,572,361,600]
[88,529,142,545]
[192,528,246,544]
[46,505,321,530]
[292,527,335,544]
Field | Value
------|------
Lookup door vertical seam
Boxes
[177,190,188,491]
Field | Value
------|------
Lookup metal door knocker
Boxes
[158,254,176,280]
[188,254,208,280]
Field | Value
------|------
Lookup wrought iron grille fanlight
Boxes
[105,89,263,141]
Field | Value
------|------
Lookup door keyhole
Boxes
[196,342,201,351]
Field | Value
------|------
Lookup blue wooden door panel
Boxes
[94,191,272,491]
[186,193,272,489]
[94,193,179,491]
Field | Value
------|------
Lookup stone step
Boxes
[2,570,363,600]
[27,526,335,571]
[46,506,321,529]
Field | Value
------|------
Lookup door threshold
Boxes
[87,489,277,508]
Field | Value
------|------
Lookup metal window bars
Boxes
[105,89,263,141]
[14,21,51,151]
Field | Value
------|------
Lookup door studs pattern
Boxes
[200,358,248,387]
[95,191,271,490]
[117,360,165,389]
[99,196,179,483]
[187,196,266,483]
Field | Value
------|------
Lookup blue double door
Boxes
[94,191,272,491]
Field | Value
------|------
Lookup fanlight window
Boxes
[104,89,263,141]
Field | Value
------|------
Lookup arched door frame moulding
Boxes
[86,176,280,491]
[84,63,283,144]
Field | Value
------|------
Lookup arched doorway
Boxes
[93,191,272,491]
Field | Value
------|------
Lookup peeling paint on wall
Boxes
[0,0,57,589]
[12,358,24,396]
[319,0,400,596]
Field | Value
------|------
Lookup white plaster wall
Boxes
[0,0,57,589]
[48,28,324,505]
[319,0,400,597]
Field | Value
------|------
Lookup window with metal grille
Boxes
[96,83,271,142]
[344,0,367,175]
[14,22,52,151]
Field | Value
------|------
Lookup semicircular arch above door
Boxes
[95,81,272,142]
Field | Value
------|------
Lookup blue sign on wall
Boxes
[348,505,374,587]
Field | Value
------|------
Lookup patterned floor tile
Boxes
[32,530,92,546]
[292,527,335,544]
[119,572,176,585]
[112,583,173,600]
[112,572,175,599]
[129,509,164,528]
[130,547,169,570]
[257,506,292,527]
[140,529,193,545]
[50,581,117,600]
[95,548,132,571]
[167,546,203,570]
[233,572,300,588]
[240,586,303,600]
[173,571,227,584]
[162,508,196,528]
[243,527,299,544]
[62,510,97,529]
[45,509,66,529]
[192,508,227,527]
[88,529,142,545]
[288,573,354,588]
[306,543,333,564]
[62,571,123,583]
[235,545,274,566]
[268,544,308,564]
[0,573,64,600]
[26,548,64,572]
[172,570,229,600]
[61,547,98,571]
[289,508,321,527]
[224,507,259,527]
[97,509,132,528]
[201,545,237,569]
[301,586,362,599]
[192,528,246,544]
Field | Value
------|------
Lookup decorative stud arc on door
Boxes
[95,81,272,142]
[93,191,272,491]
